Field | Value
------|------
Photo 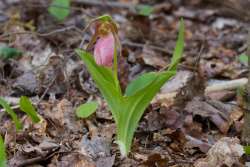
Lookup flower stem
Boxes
[112,32,122,94]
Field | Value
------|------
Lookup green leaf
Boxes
[96,15,113,22]
[76,49,123,123]
[0,47,22,60]
[125,72,158,96]
[136,5,154,16]
[117,18,185,156]
[0,97,22,130]
[19,96,40,123]
[244,146,250,155]
[238,54,248,64]
[168,18,185,71]
[117,71,176,156]
[0,135,6,167]
[76,101,98,118]
[48,0,70,21]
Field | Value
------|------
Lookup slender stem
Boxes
[112,32,122,94]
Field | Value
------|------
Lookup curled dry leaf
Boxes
[185,97,233,134]
[194,137,244,167]
[54,153,95,167]
[141,46,168,68]
[22,115,47,143]
[79,135,111,159]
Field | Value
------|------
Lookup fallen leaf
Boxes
[194,137,244,167]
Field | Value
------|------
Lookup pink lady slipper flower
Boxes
[94,33,115,67]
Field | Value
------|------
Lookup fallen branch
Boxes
[0,26,82,39]
[205,78,248,93]
[72,0,134,11]
[152,78,248,104]
[122,40,172,54]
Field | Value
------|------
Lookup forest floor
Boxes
[0,0,249,166]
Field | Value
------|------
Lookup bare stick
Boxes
[242,28,250,144]
[122,40,172,55]
[72,0,134,11]
[205,78,248,92]
[152,78,248,104]
[0,26,82,39]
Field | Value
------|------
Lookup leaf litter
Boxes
[0,0,249,166]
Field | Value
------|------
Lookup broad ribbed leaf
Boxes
[117,71,176,155]
[117,19,184,156]
[76,49,123,122]
[0,97,22,130]
[19,96,40,123]
[125,72,157,96]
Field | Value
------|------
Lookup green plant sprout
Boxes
[0,134,6,167]
[0,96,41,165]
[0,96,41,130]
[48,0,70,21]
[76,15,184,157]
[0,97,22,130]
[19,96,41,123]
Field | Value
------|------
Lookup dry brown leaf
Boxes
[194,137,244,167]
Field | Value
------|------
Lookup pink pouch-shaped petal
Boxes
[94,33,114,67]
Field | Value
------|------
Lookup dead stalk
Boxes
[241,29,250,145]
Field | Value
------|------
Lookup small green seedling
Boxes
[76,15,184,156]
[0,96,41,166]
[48,0,70,21]
[238,54,248,65]
[244,145,250,155]
[76,101,98,118]
[136,5,154,16]
[0,97,22,130]
[0,135,6,167]
[0,46,22,60]
[19,96,41,123]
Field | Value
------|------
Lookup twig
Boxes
[0,26,83,39]
[16,146,60,167]
[205,78,248,93]
[72,0,135,11]
[0,105,19,113]
[37,76,57,105]
[17,156,44,167]
[122,40,172,54]
[22,3,95,18]
[152,78,248,104]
